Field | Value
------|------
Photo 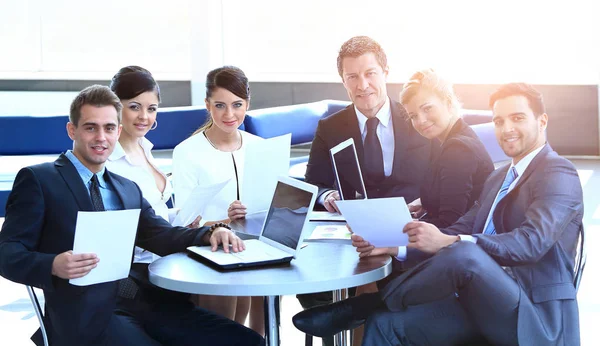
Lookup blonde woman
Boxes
[400,69,494,228]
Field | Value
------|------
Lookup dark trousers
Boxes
[110,264,264,346]
[297,287,357,346]
[364,241,520,346]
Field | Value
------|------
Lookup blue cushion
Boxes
[146,106,214,150]
[244,100,350,145]
[462,109,493,126]
[0,115,72,155]
[471,122,510,163]
[0,182,11,218]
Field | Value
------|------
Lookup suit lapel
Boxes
[507,144,551,196]
[473,165,509,232]
[390,102,409,176]
[105,171,137,210]
[491,144,551,232]
[340,106,366,164]
[55,154,94,211]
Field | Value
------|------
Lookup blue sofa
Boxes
[0,100,504,217]
[244,100,349,144]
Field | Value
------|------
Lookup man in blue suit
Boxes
[0,85,264,346]
[294,83,583,345]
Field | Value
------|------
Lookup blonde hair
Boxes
[399,69,461,117]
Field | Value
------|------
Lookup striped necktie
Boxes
[483,167,518,235]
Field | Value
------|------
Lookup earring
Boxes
[150,120,158,130]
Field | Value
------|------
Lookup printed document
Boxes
[70,209,141,286]
[335,197,411,247]
[242,134,291,214]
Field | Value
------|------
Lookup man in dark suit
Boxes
[305,36,430,212]
[0,85,264,346]
[300,36,431,346]
[294,83,583,345]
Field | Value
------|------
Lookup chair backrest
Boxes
[27,285,49,346]
[243,100,351,145]
[470,122,510,163]
[0,115,72,155]
[145,106,214,150]
[574,224,586,292]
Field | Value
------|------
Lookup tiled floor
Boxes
[1,159,599,345]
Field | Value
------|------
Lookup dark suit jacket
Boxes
[305,100,430,202]
[0,154,209,345]
[420,119,494,228]
[388,144,582,345]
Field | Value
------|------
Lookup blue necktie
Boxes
[483,167,518,235]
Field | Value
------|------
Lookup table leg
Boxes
[264,295,280,346]
[333,289,351,346]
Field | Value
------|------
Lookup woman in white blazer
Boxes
[172,66,264,335]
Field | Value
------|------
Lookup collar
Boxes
[510,143,546,178]
[108,137,155,164]
[355,97,392,134]
[65,150,107,188]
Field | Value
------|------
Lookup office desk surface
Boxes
[148,242,391,296]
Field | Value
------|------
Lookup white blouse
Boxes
[172,130,262,225]
[106,137,173,263]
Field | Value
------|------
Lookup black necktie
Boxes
[89,174,105,211]
[90,173,138,298]
[364,117,385,182]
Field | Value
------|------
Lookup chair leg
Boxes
[27,286,49,346]
[305,333,313,346]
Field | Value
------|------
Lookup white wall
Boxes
[0,0,598,84]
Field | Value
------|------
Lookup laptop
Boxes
[330,138,368,200]
[187,175,318,269]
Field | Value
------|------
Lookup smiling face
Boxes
[341,52,388,118]
[492,95,547,164]
[119,91,159,139]
[404,89,456,141]
[205,87,248,135]
[67,104,121,173]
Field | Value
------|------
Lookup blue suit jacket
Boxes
[0,154,209,345]
[441,144,582,345]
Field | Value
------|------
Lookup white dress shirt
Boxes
[354,97,395,177]
[106,137,173,263]
[172,130,262,226]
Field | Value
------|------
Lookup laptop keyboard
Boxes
[228,239,290,262]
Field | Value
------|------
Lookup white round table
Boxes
[149,242,391,346]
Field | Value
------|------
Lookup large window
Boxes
[1,0,598,84]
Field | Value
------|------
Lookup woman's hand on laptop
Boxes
[210,228,245,253]
[323,191,341,213]
[228,200,247,220]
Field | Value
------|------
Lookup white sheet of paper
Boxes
[309,211,345,222]
[335,197,411,247]
[242,134,291,214]
[172,179,231,227]
[70,209,141,286]
[308,225,352,240]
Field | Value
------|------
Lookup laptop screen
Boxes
[331,141,368,200]
[260,181,313,250]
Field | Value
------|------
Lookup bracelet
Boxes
[207,222,232,238]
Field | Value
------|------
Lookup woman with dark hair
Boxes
[105,66,263,346]
[107,66,182,261]
[172,66,264,335]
